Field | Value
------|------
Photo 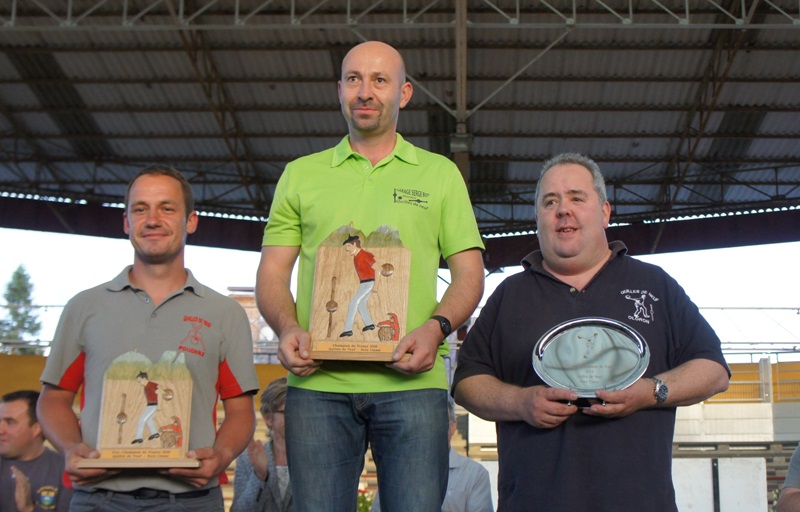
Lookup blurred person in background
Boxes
[370,396,493,512]
[0,390,72,512]
[777,444,800,511]
[231,377,292,512]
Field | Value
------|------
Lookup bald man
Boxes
[256,41,485,512]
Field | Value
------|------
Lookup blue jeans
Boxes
[69,487,223,512]
[285,387,449,512]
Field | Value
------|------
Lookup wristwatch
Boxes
[430,315,452,339]
[650,377,669,404]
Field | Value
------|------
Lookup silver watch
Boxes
[650,377,668,404]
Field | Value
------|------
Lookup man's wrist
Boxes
[650,377,669,405]
[429,315,452,344]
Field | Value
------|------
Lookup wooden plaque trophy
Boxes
[77,350,200,468]
[309,225,411,361]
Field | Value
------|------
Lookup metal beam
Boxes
[2,0,798,31]
[3,196,797,270]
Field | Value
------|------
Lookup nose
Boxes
[145,209,162,226]
[357,81,373,101]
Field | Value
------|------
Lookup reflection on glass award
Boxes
[533,317,649,398]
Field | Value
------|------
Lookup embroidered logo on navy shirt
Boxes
[621,289,659,325]
[37,485,58,510]
[178,315,209,357]
[393,188,429,209]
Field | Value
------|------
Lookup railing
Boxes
[776,380,800,402]
[710,380,766,403]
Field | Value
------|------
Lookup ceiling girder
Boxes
[2,0,799,31]
[169,14,271,211]
[2,195,798,270]
[650,0,763,251]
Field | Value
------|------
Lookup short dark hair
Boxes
[125,164,195,217]
[1,390,39,425]
[535,153,608,206]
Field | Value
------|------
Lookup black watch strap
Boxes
[430,315,452,340]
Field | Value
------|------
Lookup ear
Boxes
[32,420,43,440]
[123,211,131,235]
[601,201,611,228]
[185,210,198,235]
[399,81,413,109]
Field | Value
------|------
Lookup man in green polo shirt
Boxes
[256,41,485,512]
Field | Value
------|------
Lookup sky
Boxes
[1,226,799,362]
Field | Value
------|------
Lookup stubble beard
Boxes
[347,100,385,134]
[132,232,186,266]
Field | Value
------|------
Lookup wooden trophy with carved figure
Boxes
[309,225,411,361]
[77,350,200,468]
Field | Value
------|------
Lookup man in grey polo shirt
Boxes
[38,165,259,511]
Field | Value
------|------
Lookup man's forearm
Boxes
[37,384,83,453]
[255,246,302,337]
[454,374,526,423]
[777,488,800,512]
[435,249,484,327]
[655,358,730,407]
[215,395,256,467]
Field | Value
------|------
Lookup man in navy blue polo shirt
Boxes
[453,152,731,512]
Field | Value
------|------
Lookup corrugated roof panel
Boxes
[2,1,799,238]
[14,113,63,136]
[0,84,40,107]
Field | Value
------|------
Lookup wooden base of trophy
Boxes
[77,450,201,469]
[307,227,412,362]
[310,340,411,362]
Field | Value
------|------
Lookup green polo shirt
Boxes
[264,134,484,393]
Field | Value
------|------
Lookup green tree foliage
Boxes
[0,264,42,341]
[357,490,374,512]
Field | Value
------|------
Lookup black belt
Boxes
[110,488,211,500]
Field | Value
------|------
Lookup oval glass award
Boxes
[532,317,650,397]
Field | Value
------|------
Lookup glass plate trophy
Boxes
[532,317,650,408]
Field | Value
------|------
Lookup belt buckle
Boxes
[133,489,167,500]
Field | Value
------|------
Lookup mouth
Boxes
[142,231,169,239]
[352,102,378,113]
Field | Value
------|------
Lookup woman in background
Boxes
[231,377,292,512]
